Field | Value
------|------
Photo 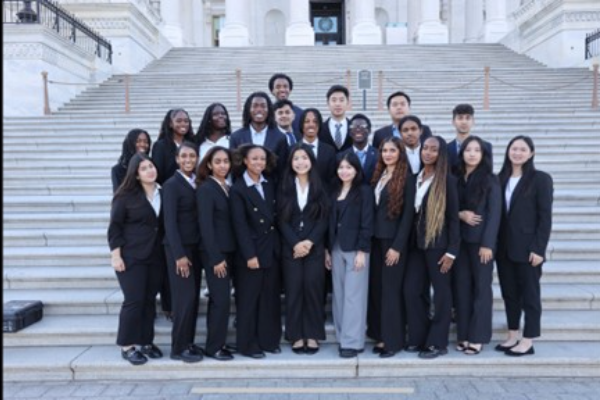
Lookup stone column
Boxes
[416,0,449,43]
[483,0,509,42]
[219,0,250,47]
[465,0,484,43]
[351,0,382,44]
[285,0,314,46]
[161,0,183,47]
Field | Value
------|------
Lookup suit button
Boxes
[337,223,342,227]
[270,226,274,230]
[254,207,258,212]
[260,219,264,224]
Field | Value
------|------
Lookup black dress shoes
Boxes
[188,344,204,356]
[242,351,266,359]
[305,345,319,355]
[372,346,384,354]
[205,349,234,361]
[121,347,148,366]
[264,346,281,354]
[223,344,238,354]
[339,348,359,358]
[170,347,203,363]
[418,346,448,359]
[494,342,519,352]
[404,345,421,353]
[378,349,397,358]
[505,346,535,357]
[140,344,163,359]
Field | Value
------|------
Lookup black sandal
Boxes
[464,345,482,355]
[455,342,468,352]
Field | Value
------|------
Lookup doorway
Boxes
[311,1,345,45]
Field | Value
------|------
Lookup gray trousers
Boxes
[331,242,370,350]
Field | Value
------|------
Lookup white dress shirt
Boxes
[199,135,230,162]
[505,176,522,211]
[250,125,267,147]
[414,169,434,213]
[406,144,421,175]
[303,138,319,158]
[147,184,161,217]
[295,178,309,211]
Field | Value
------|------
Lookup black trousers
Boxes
[366,238,407,352]
[496,256,542,338]
[159,249,172,313]
[404,247,452,349]
[454,243,494,344]
[282,245,326,342]
[115,242,164,347]
[235,259,282,355]
[165,244,202,355]
[202,251,233,355]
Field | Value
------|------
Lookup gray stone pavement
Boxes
[4,377,600,400]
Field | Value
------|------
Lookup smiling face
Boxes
[327,91,349,119]
[250,96,268,124]
[421,137,440,167]
[244,147,267,176]
[291,149,312,176]
[170,111,190,138]
[381,142,400,167]
[138,159,157,185]
[400,120,422,149]
[463,140,483,169]
[302,111,320,141]
[337,159,357,184]
[388,94,411,122]
[176,146,198,176]
[508,139,534,168]
[135,132,150,154]
[211,105,228,130]
[275,105,295,130]
[349,117,370,146]
[208,149,230,180]
[272,78,291,101]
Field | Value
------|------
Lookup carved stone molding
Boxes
[3,43,44,59]
[564,11,600,23]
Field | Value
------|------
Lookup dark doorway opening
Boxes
[310,1,345,45]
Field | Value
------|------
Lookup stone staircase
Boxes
[3,44,600,381]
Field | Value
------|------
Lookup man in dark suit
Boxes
[337,113,378,184]
[269,73,303,134]
[273,99,301,147]
[447,104,493,174]
[229,92,288,177]
[373,91,432,150]
[300,109,336,193]
[319,85,353,153]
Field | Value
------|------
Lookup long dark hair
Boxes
[421,136,449,248]
[196,146,231,186]
[117,128,151,168]
[299,108,323,136]
[457,136,494,210]
[231,144,278,178]
[278,143,329,221]
[195,103,231,145]
[113,153,155,201]
[498,135,536,193]
[242,92,274,129]
[156,108,195,152]
[371,136,408,219]
[333,152,364,201]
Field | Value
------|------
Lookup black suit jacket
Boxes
[337,145,378,185]
[328,185,374,252]
[108,189,163,261]
[447,138,493,174]
[291,104,303,134]
[372,123,432,151]
[230,177,280,269]
[373,172,416,252]
[497,171,553,263]
[319,117,353,153]
[197,178,236,268]
[230,126,289,178]
[162,172,200,260]
[458,175,502,251]
[151,139,179,185]
[111,163,126,193]
[278,187,328,251]
[414,174,461,256]
[307,141,336,193]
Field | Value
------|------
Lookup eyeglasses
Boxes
[350,124,369,130]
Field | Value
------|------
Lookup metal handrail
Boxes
[3,0,112,64]
[585,28,600,60]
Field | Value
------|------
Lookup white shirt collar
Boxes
[243,170,267,187]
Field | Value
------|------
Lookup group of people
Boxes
[107,73,554,366]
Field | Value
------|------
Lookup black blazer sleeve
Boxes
[197,183,225,267]
[531,171,553,257]
[358,185,375,252]
[391,173,416,252]
[108,196,127,251]
[445,175,461,257]
[230,184,257,261]
[111,164,125,193]
[481,177,501,251]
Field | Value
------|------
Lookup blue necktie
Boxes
[286,131,296,146]
[392,125,400,138]
[356,150,366,167]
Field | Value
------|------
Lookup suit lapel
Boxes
[175,171,195,194]
[507,177,525,214]
[337,187,354,220]
[243,128,252,145]
[245,181,272,222]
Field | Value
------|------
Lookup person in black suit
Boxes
[108,153,164,366]
[326,152,374,358]
[162,142,204,363]
[196,146,235,361]
[319,85,353,153]
[367,137,416,358]
[337,114,378,184]
[269,73,303,133]
[372,91,432,150]
[454,136,501,355]
[111,128,151,193]
[496,135,553,357]
[398,115,428,176]
[447,104,493,174]
[229,92,288,180]
[404,136,460,359]
[298,108,336,193]
[278,144,329,355]
[195,103,232,162]
[230,144,282,358]
[274,99,301,147]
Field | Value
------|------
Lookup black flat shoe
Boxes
[264,346,281,354]
[205,349,234,361]
[372,346,384,354]
[140,344,163,359]
[404,345,421,353]
[188,344,204,356]
[495,342,519,352]
[305,346,319,355]
[418,346,448,359]
[339,348,358,358]
[292,345,305,354]
[121,347,147,366]
[241,351,266,359]
[223,344,238,354]
[170,348,203,363]
[379,349,397,358]
[505,346,535,357]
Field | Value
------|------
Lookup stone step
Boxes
[3,310,599,349]
[3,212,110,229]
[3,341,599,382]
[3,283,599,316]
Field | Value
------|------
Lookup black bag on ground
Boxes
[3,300,44,333]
